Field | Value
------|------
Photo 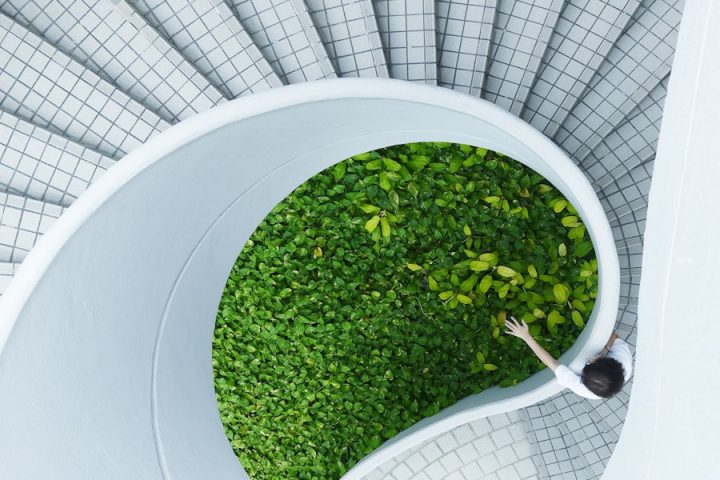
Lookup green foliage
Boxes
[213,142,598,479]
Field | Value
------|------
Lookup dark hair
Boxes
[581,357,624,398]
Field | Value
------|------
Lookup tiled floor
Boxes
[361,411,539,480]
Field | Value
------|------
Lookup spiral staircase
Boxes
[0,0,697,479]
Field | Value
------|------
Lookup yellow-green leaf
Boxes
[380,216,391,238]
[359,204,380,214]
[483,363,498,371]
[553,199,568,213]
[533,308,545,318]
[428,275,439,291]
[365,215,380,233]
[464,249,478,258]
[571,310,585,328]
[496,266,516,278]
[382,157,401,171]
[406,263,422,272]
[379,172,391,191]
[470,260,490,272]
[313,246,323,258]
[439,291,454,300]
[476,351,485,363]
[553,284,568,302]
[561,215,581,227]
[527,264,538,278]
[457,294,472,305]
[558,243,567,257]
[478,252,497,263]
[463,224,472,236]
[478,275,493,293]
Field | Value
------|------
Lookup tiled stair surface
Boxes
[0,0,686,478]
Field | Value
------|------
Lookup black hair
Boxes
[581,357,624,398]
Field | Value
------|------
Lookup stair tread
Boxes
[0,14,169,159]
[1,0,225,124]
[227,0,337,84]
[0,110,114,207]
[482,0,564,114]
[522,0,641,137]
[129,0,284,98]
[436,0,496,95]
[305,0,389,78]
[373,0,436,84]
[0,192,63,263]
[554,0,683,162]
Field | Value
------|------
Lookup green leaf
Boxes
[575,241,594,257]
[366,159,383,170]
[483,363,498,371]
[333,162,346,181]
[380,217,391,239]
[527,264,538,278]
[478,274,493,293]
[460,275,479,292]
[389,190,400,210]
[463,224,472,236]
[428,275,439,290]
[382,157,402,171]
[553,284,568,303]
[571,310,585,328]
[456,294,472,305]
[561,216,581,228]
[470,260,490,272]
[553,199,568,213]
[558,243,567,257]
[408,155,430,171]
[379,172,392,191]
[496,266,516,278]
[439,290,454,301]
[365,215,380,233]
[359,204,380,214]
[406,263,422,272]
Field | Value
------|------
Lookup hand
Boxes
[505,316,531,341]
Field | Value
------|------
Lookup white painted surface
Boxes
[603,1,720,479]
[0,79,618,479]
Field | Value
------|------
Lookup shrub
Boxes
[213,142,597,479]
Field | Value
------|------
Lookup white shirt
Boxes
[554,338,634,400]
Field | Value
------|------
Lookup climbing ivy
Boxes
[213,142,597,479]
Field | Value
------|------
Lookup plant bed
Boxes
[213,142,598,479]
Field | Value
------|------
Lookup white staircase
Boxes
[0,1,687,479]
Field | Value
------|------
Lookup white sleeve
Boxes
[554,365,602,400]
[607,338,633,382]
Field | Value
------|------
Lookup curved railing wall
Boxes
[0,80,619,480]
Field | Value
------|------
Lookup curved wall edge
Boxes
[0,79,619,479]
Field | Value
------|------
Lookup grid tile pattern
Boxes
[306,0,389,78]
[0,192,62,263]
[227,0,336,84]
[360,411,539,480]
[436,0,496,95]
[372,0,436,84]
[582,75,667,192]
[0,261,19,296]
[521,0,641,137]
[1,0,225,124]
[554,0,683,161]
[129,0,282,98]
[0,111,113,207]
[0,14,169,159]
[482,0,564,115]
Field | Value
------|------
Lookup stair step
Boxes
[0,110,113,207]
[554,0,683,161]
[0,14,169,159]
[585,76,669,191]
[482,0,564,115]
[1,0,225,124]
[435,0,496,95]
[129,0,283,98]
[227,0,336,83]
[522,0,641,137]
[0,261,19,296]
[372,0,436,84]
[0,192,63,263]
[305,0,389,78]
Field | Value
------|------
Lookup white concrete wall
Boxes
[0,80,618,479]
[603,1,720,479]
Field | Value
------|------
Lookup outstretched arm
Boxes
[505,316,559,372]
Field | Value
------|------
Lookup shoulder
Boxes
[554,364,602,400]
[608,338,634,381]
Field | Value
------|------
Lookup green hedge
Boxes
[213,142,597,479]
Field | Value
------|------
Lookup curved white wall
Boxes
[0,79,618,479]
